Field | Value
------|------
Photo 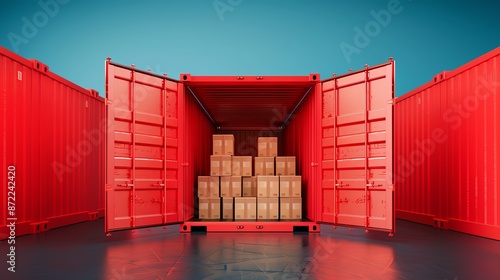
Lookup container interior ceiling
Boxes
[185,80,314,130]
[184,77,318,221]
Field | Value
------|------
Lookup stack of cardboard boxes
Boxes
[198,135,302,221]
[256,137,302,220]
[198,135,234,220]
[197,176,221,220]
[255,137,278,220]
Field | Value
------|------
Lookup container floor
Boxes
[2,219,499,279]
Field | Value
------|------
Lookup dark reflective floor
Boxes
[1,219,499,279]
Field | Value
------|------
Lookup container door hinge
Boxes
[181,162,189,167]
[106,98,112,106]
[311,162,319,167]
[388,98,395,105]
[105,184,113,191]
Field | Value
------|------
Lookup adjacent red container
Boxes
[105,59,395,233]
[395,47,500,240]
[0,47,105,239]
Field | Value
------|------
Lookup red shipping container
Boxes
[105,59,394,233]
[0,47,105,239]
[395,47,500,240]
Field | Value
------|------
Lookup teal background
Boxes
[1,0,499,96]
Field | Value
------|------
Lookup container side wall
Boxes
[0,49,36,239]
[183,86,215,221]
[395,47,500,240]
[395,85,441,225]
[283,86,319,222]
[0,47,104,239]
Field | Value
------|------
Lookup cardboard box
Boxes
[234,197,244,220]
[230,176,242,197]
[257,176,279,197]
[208,176,220,197]
[279,176,301,197]
[220,176,230,197]
[234,197,257,220]
[264,157,275,175]
[258,137,278,157]
[254,157,264,176]
[257,198,279,220]
[199,198,221,220]
[198,176,209,197]
[275,156,296,175]
[242,176,257,197]
[232,156,252,176]
[199,198,209,219]
[198,176,219,197]
[222,198,234,220]
[280,197,302,220]
[210,155,232,176]
[242,156,252,176]
[254,157,275,176]
[291,197,302,219]
[231,156,242,176]
[221,155,232,176]
[280,198,290,220]
[213,135,223,155]
[257,138,267,157]
[211,198,221,219]
[247,198,257,219]
[220,176,242,197]
[210,155,220,176]
[213,134,234,155]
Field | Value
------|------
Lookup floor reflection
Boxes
[3,220,499,280]
[103,228,397,279]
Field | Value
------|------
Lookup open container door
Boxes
[105,60,184,233]
[319,60,395,233]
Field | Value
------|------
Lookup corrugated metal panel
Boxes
[0,47,104,240]
[282,81,320,223]
[395,47,500,240]
[183,85,216,222]
[105,61,183,232]
[319,61,395,232]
